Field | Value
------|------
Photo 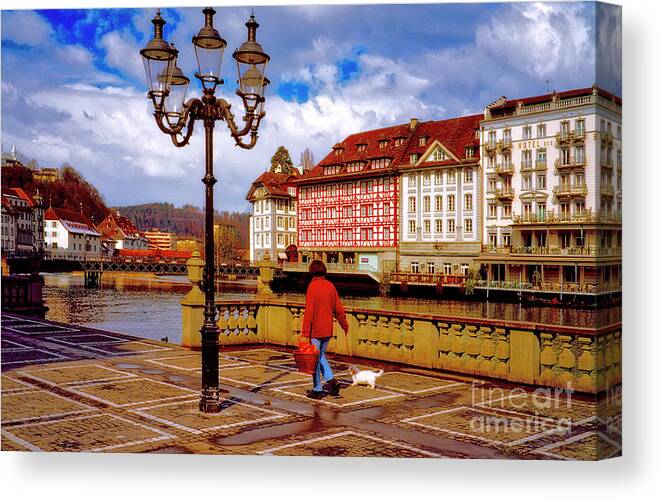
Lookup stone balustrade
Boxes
[181,295,621,394]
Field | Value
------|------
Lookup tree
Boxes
[300,147,315,171]
[214,222,244,263]
[270,146,295,173]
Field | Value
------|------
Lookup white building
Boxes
[398,115,483,274]
[1,195,17,253]
[44,207,101,260]
[246,166,298,263]
[478,85,622,291]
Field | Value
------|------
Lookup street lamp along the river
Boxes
[140,7,269,413]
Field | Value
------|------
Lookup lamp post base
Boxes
[199,387,222,413]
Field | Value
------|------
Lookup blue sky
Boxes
[1,2,621,211]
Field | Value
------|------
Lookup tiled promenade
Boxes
[1,313,621,459]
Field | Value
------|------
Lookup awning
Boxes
[278,253,288,260]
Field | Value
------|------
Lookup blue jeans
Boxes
[311,337,333,392]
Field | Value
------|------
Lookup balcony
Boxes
[496,139,512,153]
[555,158,586,171]
[513,209,620,225]
[555,131,572,145]
[601,130,614,145]
[572,130,586,143]
[484,142,497,154]
[520,161,533,172]
[495,162,514,175]
[535,160,548,171]
[601,184,615,196]
[495,187,514,200]
[510,245,621,257]
[553,184,587,198]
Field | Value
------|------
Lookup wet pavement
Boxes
[1,313,621,459]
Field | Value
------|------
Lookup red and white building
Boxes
[44,207,101,260]
[97,211,149,251]
[293,123,409,271]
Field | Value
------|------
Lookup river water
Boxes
[42,273,620,344]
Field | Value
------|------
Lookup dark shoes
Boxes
[306,390,324,400]
[323,379,341,396]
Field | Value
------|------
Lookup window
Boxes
[378,139,388,148]
[465,218,473,233]
[575,201,585,215]
[489,204,497,218]
[277,234,284,245]
[575,173,585,187]
[488,178,497,192]
[431,148,446,161]
[464,194,473,211]
[408,220,416,233]
[411,261,419,273]
[408,197,416,213]
[561,148,570,165]
[395,137,405,147]
[575,145,585,164]
[523,126,532,140]
[423,196,430,212]
[465,147,474,158]
[536,149,546,164]
[537,174,546,190]
[447,195,455,212]
[384,204,391,216]
[444,263,452,275]
[427,262,435,274]
[410,154,418,165]
[522,149,532,168]
[435,219,442,233]
[357,143,367,152]
[460,264,469,276]
[435,195,443,212]
[523,203,532,218]
[423,219,431,233]
[408,174,416,187]
[448,170,456,184]
[419,136,427,147]
[464,168,473,183]
[448,219,455,232]
[423,172,431,185]
[503,129,511,143]
[488,131,496,146]
[384,227,391,240]
[537,203,546,221]
[575,119,585,137]
[522,175,532,190]
[561,121,570,135]
[537,123,546,138]
[434,170,442,185]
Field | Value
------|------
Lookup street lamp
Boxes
[140,7,269,413]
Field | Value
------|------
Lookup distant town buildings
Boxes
[246,163,299,262]
[144,229,175,250]
[97,211,149,251]
[44,207,101,259]
[1,187,44,255]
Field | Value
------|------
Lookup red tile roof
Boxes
[294,114,481,184]
[9,188,37,207]
[246,171,297,199]
[99,212,142,238]
[488,86,621,117]
[44,206,95,226]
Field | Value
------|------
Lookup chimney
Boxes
[409,118,419,131]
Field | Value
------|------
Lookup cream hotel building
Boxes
[478,85,621,293]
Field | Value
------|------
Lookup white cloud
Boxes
[1,10,53,46]
[100,31,144,81]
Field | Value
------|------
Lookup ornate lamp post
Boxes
[140,7,269,412]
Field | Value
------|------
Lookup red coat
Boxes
[301,277,349,339]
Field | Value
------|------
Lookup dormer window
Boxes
[410,154,418,165]
[332,144,345,156]
[378,139,388,149]
[394,137,405,147]
[431,149,446,162]
[357,143,367,152]
[419,136,428,147]
[465,146,474,158]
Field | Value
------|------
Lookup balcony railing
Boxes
[495,162,514,175]
[496,139,512,153]
[554,184,587,197]
[484,142,497,153]
[475,279,621,294]
[485,93,620,120]
[510,245,621,256]
[555,158,586,170]
[601,130,614,144]
[601,184,615,196]
[495,187,514,199]
[389,272,467,285]
[513,209,620,225]
[520,160,533,172]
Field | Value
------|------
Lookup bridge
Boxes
[279,261,382,283]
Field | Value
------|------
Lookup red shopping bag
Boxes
[294,338,319,374]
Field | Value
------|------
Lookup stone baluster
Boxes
[539,332,557,385]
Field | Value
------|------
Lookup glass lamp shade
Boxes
[233,14,269,108]
[140,10,177,108]
[164,65,190,125]
[192,7,227,88]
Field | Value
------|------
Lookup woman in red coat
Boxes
[300,260,349,399]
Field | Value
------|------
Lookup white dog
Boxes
[348,366,384,390]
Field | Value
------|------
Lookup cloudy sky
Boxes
[1,1,621,212]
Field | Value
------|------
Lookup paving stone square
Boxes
[46,333,130,346]
[1,413,174,452]
[3,348,68,366]
[1,375,36,393]
[535,431,622,460]
[1,389,94,424]
[339,371,466,395]
[220,364,311,388]
[224,348,293,364]
[258,430,440,458]
[131,398,288,434]
[271,380,403,408]
[1,338,30,350]
[19,364,136,386]
[82,340,172,356]
[402,406,569,447]
[64,378,197,407]
[147,354,246,371]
